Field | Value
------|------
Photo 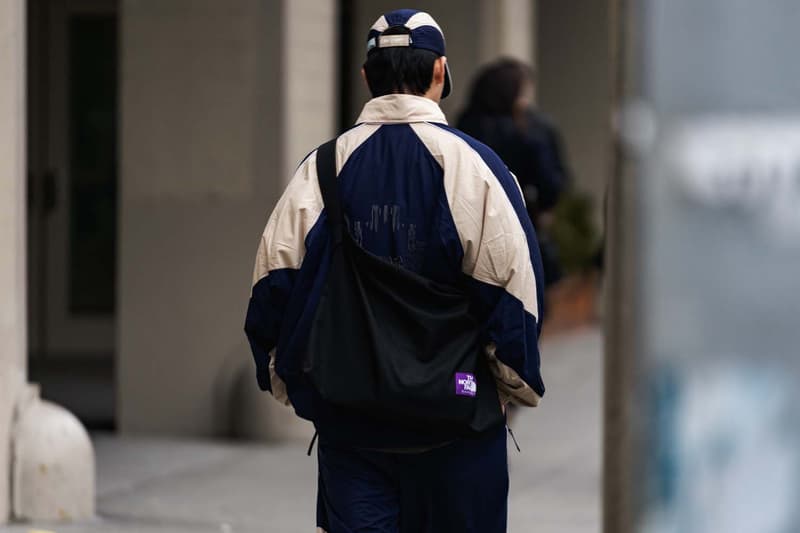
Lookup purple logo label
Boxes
[455,372,477,397]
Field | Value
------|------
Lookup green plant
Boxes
[549,190,600,274]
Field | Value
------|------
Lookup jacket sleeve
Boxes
[446,143,546,407]
[470,165,545,407]
[244,152,323,402]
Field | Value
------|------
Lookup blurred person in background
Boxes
[245,9,544,533]
[457,58,569,294]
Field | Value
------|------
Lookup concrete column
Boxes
[478,0,536,65]
[119,0,278,436]
[1,4,95,522]
[0,0,27,523]
[119,0,335,438]
[537,0,613,228]
[231,0,337,441]
[603,0,634,528]
[282,0,337,183]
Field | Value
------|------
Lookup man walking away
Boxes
[245,9,545,533]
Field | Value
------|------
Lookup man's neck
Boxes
[422,90,442,104]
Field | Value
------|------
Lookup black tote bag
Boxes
[304,138,504,437]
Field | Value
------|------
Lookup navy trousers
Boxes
[316,425,509,533]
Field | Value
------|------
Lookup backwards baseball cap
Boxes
[366,9,453,98]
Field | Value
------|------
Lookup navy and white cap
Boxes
[366,9,453,98]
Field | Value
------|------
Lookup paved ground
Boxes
[3,327,602,533]
[507,327,602,533]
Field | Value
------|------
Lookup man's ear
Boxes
[433,57,447,85]
[361,67,370,91]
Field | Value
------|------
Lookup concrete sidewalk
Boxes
[508,327,602,533]
[3,327,602,533]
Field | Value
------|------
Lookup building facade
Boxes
[1,0,612,522]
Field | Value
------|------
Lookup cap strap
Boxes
[378,34,412,48]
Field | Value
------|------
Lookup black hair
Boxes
[465,58,535,115]
[363,26,438,97]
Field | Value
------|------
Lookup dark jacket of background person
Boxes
[458,110,566,216]
[457,59,569,287]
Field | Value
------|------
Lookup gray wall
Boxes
[538,0,612,221]
[118,0,285,436]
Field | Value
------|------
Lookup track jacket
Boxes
[245,94,545,447]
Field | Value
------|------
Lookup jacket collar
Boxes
[356,94,448,125]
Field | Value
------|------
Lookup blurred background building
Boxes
[8,1,800,532]
[1,0,612,528]
[9,0,611,436]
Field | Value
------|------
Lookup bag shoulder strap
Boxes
[315,138,344,243]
